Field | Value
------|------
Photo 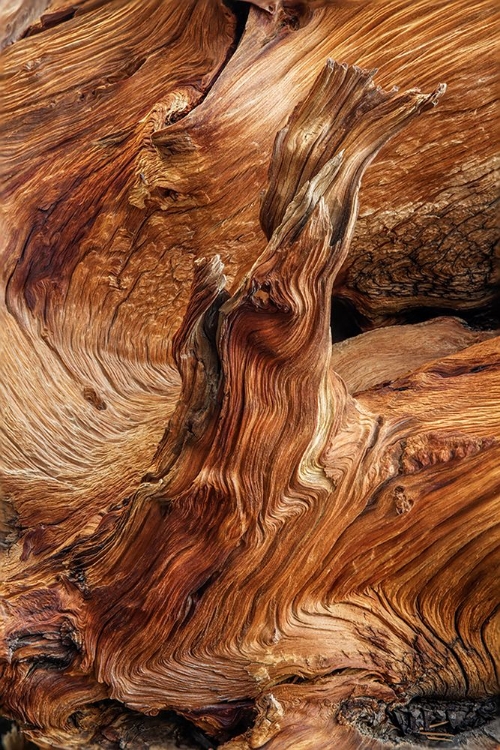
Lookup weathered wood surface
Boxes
[0,1,498,748]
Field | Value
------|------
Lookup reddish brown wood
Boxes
[0,1,498,748]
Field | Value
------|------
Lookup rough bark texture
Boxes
[0,1,498,749]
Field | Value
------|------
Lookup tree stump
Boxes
[0,1,498,748]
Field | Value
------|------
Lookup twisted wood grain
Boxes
[0,1,498,748]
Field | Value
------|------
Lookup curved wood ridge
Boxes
[0,0,499,748]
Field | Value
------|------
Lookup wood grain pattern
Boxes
[0,1,498,747]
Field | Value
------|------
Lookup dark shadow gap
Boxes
[223,1,251,46]
[330,296,365,342]
[331,296,500,345]
[401,303,500,331]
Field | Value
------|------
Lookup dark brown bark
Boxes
[0,1,498,748]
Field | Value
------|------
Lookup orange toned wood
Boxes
[0,2,498,748]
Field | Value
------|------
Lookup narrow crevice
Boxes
[180,700,257,747]
[330,296,365,342]
[184,1,250,115]
[22,6,76,39]
[0,0,52,50]
[17,1,111,43]
[147,2,251,137]
[223,1,251,46]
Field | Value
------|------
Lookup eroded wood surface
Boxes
[0,1,498,748]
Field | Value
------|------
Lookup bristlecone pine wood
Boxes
[0,1,499,748]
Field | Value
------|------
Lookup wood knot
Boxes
[393,485,414,514]
[83,387,107,411]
